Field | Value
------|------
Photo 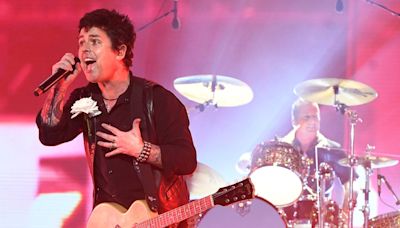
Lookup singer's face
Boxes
[78,27,119,82]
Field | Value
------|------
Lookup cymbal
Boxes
[174,75,253,107]
[294,78,378,106]
[184,162,226,198]
[338,155,399,169]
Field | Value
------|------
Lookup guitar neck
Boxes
[137,195,214,228]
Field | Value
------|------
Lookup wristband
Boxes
[137,141,151,162]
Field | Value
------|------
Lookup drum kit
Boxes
[174,75,400,228]
[173,74,254,112]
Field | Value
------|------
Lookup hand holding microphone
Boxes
[34,53,81,96]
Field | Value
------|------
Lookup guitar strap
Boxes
[130,76,160,212]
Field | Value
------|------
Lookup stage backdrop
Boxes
[1,0,400,227]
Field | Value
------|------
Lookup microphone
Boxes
[336,0,344,13]
[172,0,180,29]
[377,174,382,196]
[34,57,80,96]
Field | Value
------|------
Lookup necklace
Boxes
[103,96,118,112]
[103,97,118,101]
[104,99,117,112]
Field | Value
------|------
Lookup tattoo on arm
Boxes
[147,144,163,168]
[40,88,66,126]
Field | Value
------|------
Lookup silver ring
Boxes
[111,142,116,149]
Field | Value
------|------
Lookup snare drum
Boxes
[250,141,307,207]
[369,211,400,228]
[197,197,287,228]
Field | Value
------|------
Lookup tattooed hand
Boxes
[40,53,81,126]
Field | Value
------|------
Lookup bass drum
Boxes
[197,197,287,228]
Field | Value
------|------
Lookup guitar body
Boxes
[87,200,157,228]
[86,179,254,228]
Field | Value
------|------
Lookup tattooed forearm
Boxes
[40,88,66,126]
[147,144,163,168]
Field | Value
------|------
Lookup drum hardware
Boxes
[313,145,323,228]
[323,200,345,227]
[293,78,378,107]
[191,99,218,113]
[281,198,317,227]
[312,146,336,228]
[338,103,363,228]
[338,145,400,228]
[235,152,252,175]
[301,157,335,199]
[294,77,379,228]
[360,146,374,228]
[338,154,399,169]
[233,200,252,217]
[281,163,338,228]
[302,184,318,199]
[317,162,335,228]
[283,196,345,227]
[300,194,317,201]
[173,74,254,113]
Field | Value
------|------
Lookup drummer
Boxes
[280,98,356,215]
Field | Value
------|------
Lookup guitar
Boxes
[87,178,254,228]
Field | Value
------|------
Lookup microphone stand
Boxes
[365,0,400,17]
[380,174,400,205]
[137,6,175,32]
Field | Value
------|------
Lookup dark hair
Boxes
[79,8,136,68]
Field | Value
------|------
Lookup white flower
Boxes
[70,97,102,119]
